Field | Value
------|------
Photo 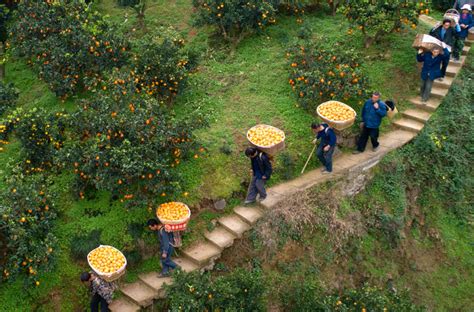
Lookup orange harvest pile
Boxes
[88,246,126,274]
[318,101,355,121]
[247,125,285,147]
[156,202,190,222]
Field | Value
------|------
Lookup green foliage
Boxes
[0,175,57,286]
[431,0,452,10]
[339,0,429,47]
[0,80,17,118]
[9,1,129,98]
[116,0,140,7]
[280,282,424,311]
[192,0,278,44]
[164,268,266,311]
[287,39,369,110]
[63,88,208,206]
[70,229,101,261]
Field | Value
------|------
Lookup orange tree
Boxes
[62,86,208,207]
[192,0,278,46]
[287,40,369,111]
[339,0,430,48]
[0,81,17,116]
[9,1,129,99]
[0,176,57,286]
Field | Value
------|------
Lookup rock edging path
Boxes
[109,21,473,312]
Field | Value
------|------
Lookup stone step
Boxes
[392,118,425,133]
[446,65,461,77]
[174,257,200,273]
[181,241,221,267]
[138,273,172,298]
[410,97,441,112]
[204,226,237,249]
[433,75,454,89]
[234,206,264,225]
[430,86,448,99]
[448,55,466,67]
[109,298,141,312]
[120,281,157,307]
[462,45,470,55]
[218,214,251,237]
[465,37,473,45]
[402,109,431,124]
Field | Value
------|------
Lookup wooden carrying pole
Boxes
[301,144,317,174]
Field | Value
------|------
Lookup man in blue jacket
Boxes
[430,19,461,78]
[147,219,178,277]
[353,92,387,154]
[312,122,337,174]
[244,147,272,204]
[417,48,443,102]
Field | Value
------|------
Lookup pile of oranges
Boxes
[156,202,190,222]
[247,125,285,147]
[318,101,355,121]
[88,246,126,274]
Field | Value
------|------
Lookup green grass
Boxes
[0,1,453,310]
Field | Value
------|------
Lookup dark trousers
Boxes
[91,293,108,312]
[441,49,450,77]
[161,246,177,274]
[246,176,266,202]
[453,37,465,60]
[316,144,335,172]
[357,126,379,152]
[420,78,434,102]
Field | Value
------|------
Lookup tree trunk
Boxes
[364,36,374,48]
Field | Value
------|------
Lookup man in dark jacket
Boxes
[80,271,117,312]
[244,147,272,204]
[353,92,387,154]
[430,19,461,78]
[311,123,337,174]
[147,219,178,277]
[454,4,473,60]
[417,48,443,102]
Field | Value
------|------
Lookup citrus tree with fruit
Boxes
[192,0,278,47]
[9,1,129,99]
[287,40,369,110]
[339,0,430,48]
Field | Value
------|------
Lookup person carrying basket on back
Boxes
[80,271,117,312]
[429,18,461,78]
[147,219,179,277]
[311,122,337,174]
[244,147,272,204]
[453,4,474,61]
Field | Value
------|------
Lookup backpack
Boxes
[257,151,272,178]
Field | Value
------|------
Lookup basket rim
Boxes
[316,101,357,124]
[87,245,127,276]
[156,202,191,225]
[246,124,286,149]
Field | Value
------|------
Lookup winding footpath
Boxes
[110,17,473,311]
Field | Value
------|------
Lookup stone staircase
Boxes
[108,20,472,312]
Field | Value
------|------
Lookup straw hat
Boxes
[461,4,472,11]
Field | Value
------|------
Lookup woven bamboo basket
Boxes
[412,34,445,54]
[444,9,460,25]
[316,101,357,131]
[247,124,286,155]
[156,202,191,232]
[87,245,127,282]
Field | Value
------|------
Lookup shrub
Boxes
[287,40,369,111]
[339,1,430,48]
[13,108,68,173]
[70,229,101,261]
[63,88,208,207]
[431,0,452,10]
[117,0,140,6]
[9,1,129,98]
[164,268,266,311]
[0,81,17,117]
[192,0,278,46]
[0,176,57,286]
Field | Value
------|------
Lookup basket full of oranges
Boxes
[247,124,285,155]
[156,202,191,232]
[87,245,127,282]
[316,101,357,131]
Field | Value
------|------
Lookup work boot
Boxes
[372,146,380,152]
[352,150,362,155]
